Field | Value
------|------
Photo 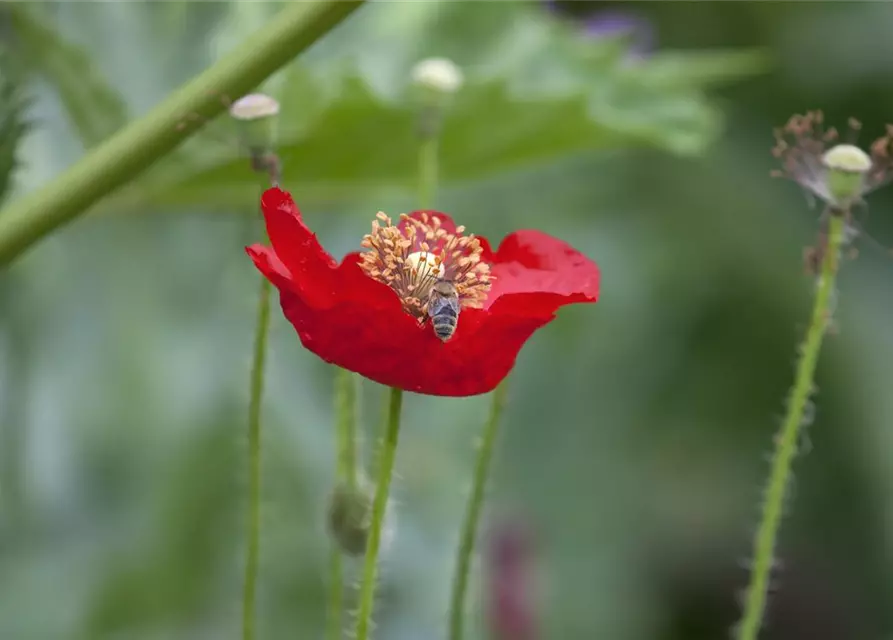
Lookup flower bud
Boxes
[822,144,872,206]
[410,57,464,95]
[410,58,464,140]
[327,480,373,556]
[327,478,398,556]
[228,93,280,155]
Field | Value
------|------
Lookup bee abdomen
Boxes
[432,306,458,341]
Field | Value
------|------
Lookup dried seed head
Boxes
[772,112,893,208]
[822,144,872,205]
[822,144,872,173]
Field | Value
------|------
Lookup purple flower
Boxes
[543,1,656,59]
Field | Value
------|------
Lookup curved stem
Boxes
[736,212,846,640]
[327,368,360,640]
[0,0,365,266]
[242,275,272,640]
[354,386,403,640]
[448,382,509,640]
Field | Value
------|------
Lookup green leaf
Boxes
[99,1,767,212]
[7,3,128,150]
[0,51,31,208]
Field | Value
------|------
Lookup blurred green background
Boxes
[2,2,893,639]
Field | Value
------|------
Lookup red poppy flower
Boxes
[245,188,599,397]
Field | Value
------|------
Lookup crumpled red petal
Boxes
[246,188,600,397]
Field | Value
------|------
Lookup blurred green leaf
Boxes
[0,51,30,207]
[112,47,764,212]
[615,49,774,90]
[8,2,128,149]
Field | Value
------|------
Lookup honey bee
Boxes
[426,279,460,342]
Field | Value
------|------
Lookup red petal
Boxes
[487,230,600,308]
[270,286,552,396]
[259,187,338,307]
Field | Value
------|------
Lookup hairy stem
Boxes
[242,275,272,640]
[449,382,509,640]
[354,387,403,640]
[336,369,360,491]
[0,0,365,266]
[736,212,846,640]
[327,368,360,640]
[327,548,343,640]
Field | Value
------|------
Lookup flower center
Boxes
[359,211,492,319]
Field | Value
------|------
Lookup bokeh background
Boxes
[2,2,893,639]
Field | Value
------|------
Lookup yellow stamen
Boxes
[359,212,493,319]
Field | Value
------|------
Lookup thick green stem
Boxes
[736,213,846,640]
[418,136,439,210]
[242,275,272,640]
[327,368,360,640]
[0,0,365,266]
[354,386,403,640]
[448,382,509,640]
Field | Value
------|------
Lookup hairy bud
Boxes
[327,480,373,556]
[327,478,397,556]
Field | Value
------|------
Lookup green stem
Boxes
[336,369,360,490]
[418,135,439,210]
[327,368,360,640]
[736,212,846,640]
[0,0,366,266]
[242,275,272,640]
[354,386,403,640]
[448,382,509,640]
[326,548,344,640]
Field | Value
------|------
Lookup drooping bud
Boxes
[327,477,398,557]
[229,93,281,184]
[327,480,373,556]
[229,93,279,149]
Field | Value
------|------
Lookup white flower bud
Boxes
[410,57,464,94]
[228,93,280,121]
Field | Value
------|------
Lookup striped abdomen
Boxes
[429,296,460,341]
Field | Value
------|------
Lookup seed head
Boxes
[772,112,893,208]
